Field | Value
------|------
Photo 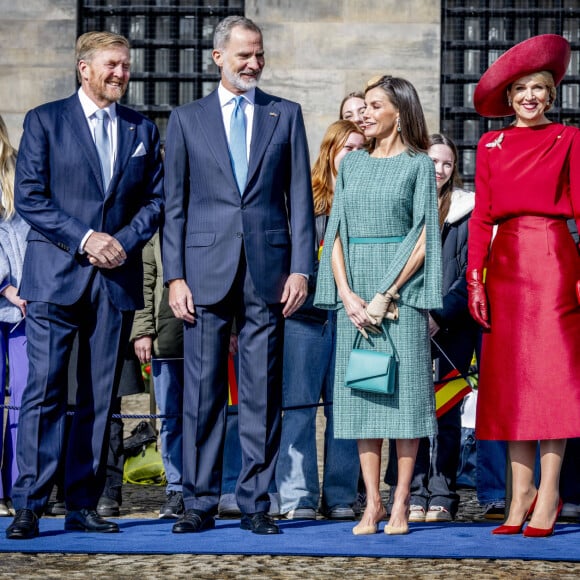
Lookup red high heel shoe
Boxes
[492,493,538,535]
[523,498,563,538]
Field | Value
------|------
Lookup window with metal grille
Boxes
[441,0,580,188]
[79,1,245,140]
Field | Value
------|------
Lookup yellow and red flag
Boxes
[435,368,472,418]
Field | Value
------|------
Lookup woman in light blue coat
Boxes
[0,115,29,516]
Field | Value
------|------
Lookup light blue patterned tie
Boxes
[94,109,111,190]
[229,95,248,194]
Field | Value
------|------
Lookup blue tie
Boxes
[229,96,248,194]
[94,109,111,190]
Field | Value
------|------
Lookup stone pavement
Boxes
[2,394,580,579]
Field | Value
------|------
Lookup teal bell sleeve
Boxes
[375,153,443,310]
[313,165,349,311]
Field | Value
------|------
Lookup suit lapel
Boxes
[196,90,281,194]
[197,92,239,191]
[247,89,279,188]
[111,106,137,197]
[62,96,104,192]
[61,97,137,196]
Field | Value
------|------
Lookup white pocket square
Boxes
[132,142,147,157]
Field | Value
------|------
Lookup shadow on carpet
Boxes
[1,518,579,561]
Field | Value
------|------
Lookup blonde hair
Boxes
[0,115,17,219]
[75,31,130,83]
[535,70,557,110]
[339,91,365,120]
[508,70,557,110]
[311,120,364,216]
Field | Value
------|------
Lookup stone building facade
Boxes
[0,0,441,157]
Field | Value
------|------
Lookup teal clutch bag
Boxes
[345,325,398,395]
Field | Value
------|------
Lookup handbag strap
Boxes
[353,323,399,361]
[431,335,477,389]
[430,336,458,371]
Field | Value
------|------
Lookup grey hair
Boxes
[213,15,262,50]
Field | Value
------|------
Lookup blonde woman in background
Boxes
[0,115,29,517]
[339,91,366,128]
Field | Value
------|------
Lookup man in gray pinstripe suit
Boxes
[162,16,314,535]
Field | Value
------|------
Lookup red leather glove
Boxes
[467,270,490,330]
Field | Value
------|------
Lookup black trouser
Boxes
[101,396,124,503]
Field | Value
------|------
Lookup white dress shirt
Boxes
[218,83,255,161]
[77,88,119,252]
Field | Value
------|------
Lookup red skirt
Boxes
[476,216,580,440]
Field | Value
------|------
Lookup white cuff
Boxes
[79,229,94,254]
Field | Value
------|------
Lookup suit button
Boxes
[241,204,246,210]
[236,232,243,238]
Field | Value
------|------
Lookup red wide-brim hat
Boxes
[474,34,571,118]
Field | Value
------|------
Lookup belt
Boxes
[348,236,404,244]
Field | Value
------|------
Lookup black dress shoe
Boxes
[6,509,39,539]
[240,512,280,535]
[159,491,184,519]
[172,509,215,533]
[97,496,121,517]
[64,508,119,533]
[45,500,66,516]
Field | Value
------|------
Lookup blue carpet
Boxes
[1,519,579,561]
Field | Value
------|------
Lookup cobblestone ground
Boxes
[2,394,579,579]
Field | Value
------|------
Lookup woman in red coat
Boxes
[468,34,580,537]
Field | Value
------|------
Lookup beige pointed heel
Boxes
[352,522,378,535]
[352,505,386,536]
[385,501,410,535]
[384,522,409,535]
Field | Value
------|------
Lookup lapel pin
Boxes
[485,132,503,149]
[269,112,278,117]
[129,126,135,131]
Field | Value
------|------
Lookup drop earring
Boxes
[508,98,512,107]
[396,117,401,133]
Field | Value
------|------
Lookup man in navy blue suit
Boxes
[163,16,314,535]
[6,31,163,539]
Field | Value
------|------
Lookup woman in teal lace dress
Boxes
[314,76,442,536]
